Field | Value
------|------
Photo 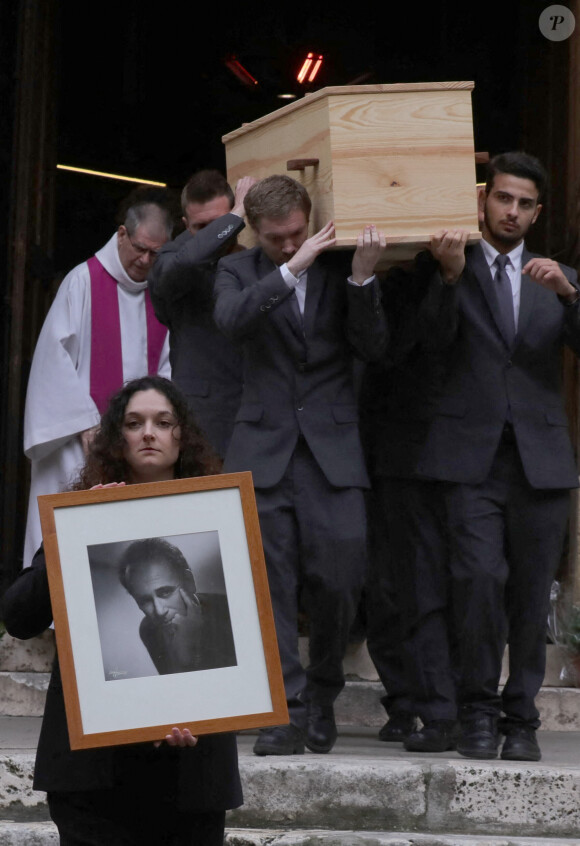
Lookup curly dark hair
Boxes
[71,376,221,490]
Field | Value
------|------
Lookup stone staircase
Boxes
[1,633,579,844]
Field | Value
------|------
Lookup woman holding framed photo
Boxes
[2,376,242,846]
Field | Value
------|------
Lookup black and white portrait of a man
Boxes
[88,532,237,681]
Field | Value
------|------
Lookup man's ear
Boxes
[531,203,543,225]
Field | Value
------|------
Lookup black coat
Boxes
[148,213,245,457]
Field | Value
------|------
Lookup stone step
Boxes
[225,833,580,846]
[2,719,579,839]
[2,671,579,732]
[336,639,578,688]
[335,680,580,732]
[230,730,580,839]
[0,634,55,673]
[1,825,580,846]
[0,822,57,845]
[0,674,49,719]
[1,631,575,683]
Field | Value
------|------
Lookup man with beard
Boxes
[414,152,580,761]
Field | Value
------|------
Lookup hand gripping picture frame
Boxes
[38,472,288,749]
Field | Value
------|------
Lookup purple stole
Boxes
[88,255,167,415]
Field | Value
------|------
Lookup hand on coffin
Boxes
[286,221,336,276]
[351,225,387,285]
[429,229,468,284]
[232,176,259,217]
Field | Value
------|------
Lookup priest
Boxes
[23,188,173,567]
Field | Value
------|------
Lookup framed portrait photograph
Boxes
[38,472,288,749]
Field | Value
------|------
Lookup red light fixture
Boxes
[297,53,323,84]
[224,56,258,88]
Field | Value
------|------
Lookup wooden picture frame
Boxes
[38,472,288,749]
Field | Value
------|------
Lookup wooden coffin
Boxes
[223,82,481,260]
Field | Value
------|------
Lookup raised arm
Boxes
[148,177,258,320]
[418,229,469,350]
[345,225,389,361]
[214,222,336,341]
[214,258,294,341]
[148,213,246,320]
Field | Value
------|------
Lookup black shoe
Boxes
[305,704,337,753]
[378,713,417,743]
[456,714,499,759]
[404,719,458,752]
[253,724,305,756]
[501,725,541,761]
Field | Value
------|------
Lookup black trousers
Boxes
[445,436,570,726]
[255,439,367,727]
[48,791,226,846]
[366,476,455,723]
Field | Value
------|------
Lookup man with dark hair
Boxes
[484,150,548,200]
[214,174,388,755]
[413,150,580,761]
[180,169,235,226]
[23,189,174,568]
[120,537,237,675]
[148,170,256,457]
[243,173,312,228]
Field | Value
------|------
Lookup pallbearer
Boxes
[214,175,387,755]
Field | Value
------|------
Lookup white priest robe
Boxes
[23,233,171,567]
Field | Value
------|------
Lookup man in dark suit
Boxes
[214,175,387,755]
[148,171,256,457]
[416,151,580,761]
[359,257,453,751]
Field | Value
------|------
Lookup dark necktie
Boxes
[494,254,516,345]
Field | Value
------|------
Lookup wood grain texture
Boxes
[224,82,480,252]
[222,81,475,142]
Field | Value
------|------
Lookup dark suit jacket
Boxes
[359,255,448,479]
[214,247,388,489]
[1,548,243,811]
[415,241,580,489]
[148,213,245,456]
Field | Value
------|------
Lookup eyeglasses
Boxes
[127,234,162,260]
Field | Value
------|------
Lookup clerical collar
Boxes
[95,233,149,294]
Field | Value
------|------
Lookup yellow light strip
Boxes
[57,164,166,187]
